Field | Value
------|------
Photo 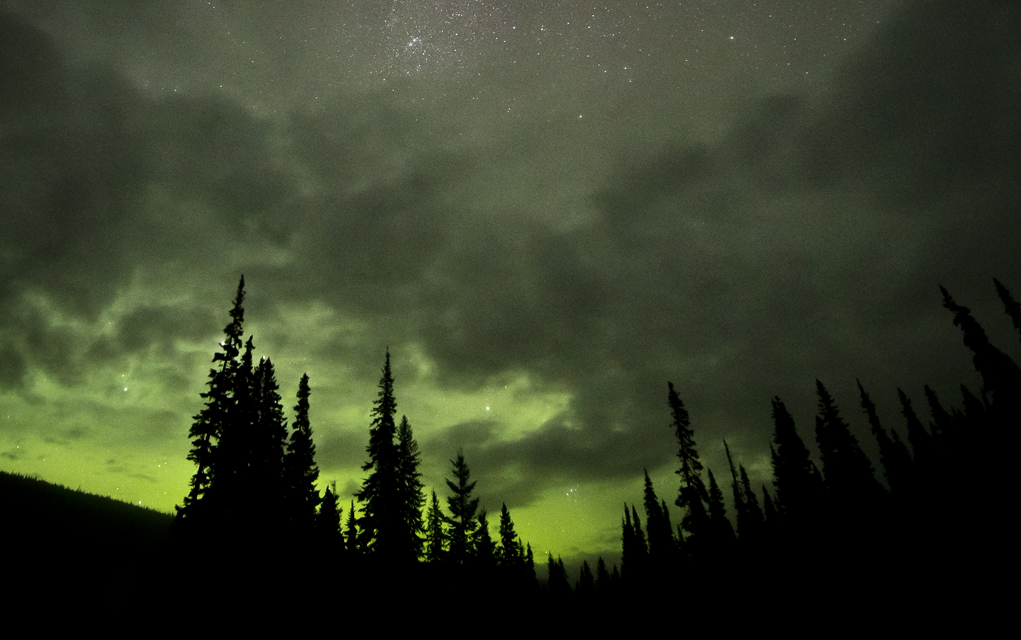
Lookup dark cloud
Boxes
[400,0,1021,502]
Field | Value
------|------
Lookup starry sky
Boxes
[2,0,1019,568]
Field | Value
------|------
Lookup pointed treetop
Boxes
[994,278,1021,340]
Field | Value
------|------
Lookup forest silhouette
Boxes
[7,275,1014,625]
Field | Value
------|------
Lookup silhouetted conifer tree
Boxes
[814,380,883,507]
[344,500,360,555]
[316,482,343,548]
[621,504,645,583]
[547,554,571,597]
[497,503,523,566]
[631,504,648,560]
[642,470,675,563]
[285,373,320,533]
[472,509,496,566]
[941,285,1021,421]
[525,543,536,583]
[177,277,246,531]
[395,415,424,561]
[857,380,912,497]
[738,466,765,541]
[596,556,611,593]
[924,385,953,441]
[668,382,710,541]
[576,560,595,598]
[356,351,401,558]
[994,277,1021,345]
[770,397,823,527]
[425,489,446,563]
[445,449,479,564]
[724,440,749,539]
[706,468,735,544]
[898,388,931,463]
[247,356,291,536]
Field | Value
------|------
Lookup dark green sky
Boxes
[1,0,1019,564]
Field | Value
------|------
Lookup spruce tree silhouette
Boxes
[248,356,290,538]
[994,277,1021,344]
[285,373,320,534]
[814,380,884,511]
[546,554,571,598]
[576,560,595,598]
[316,482,343,549]
[471,509,496,567]
[667,382,710,544]
[641,470,676,567]
[445,449,479,564]
[706,468,735,546]
[355,351,402,559]
[724,440,748,537]
[344,499,360,555]
[738,466,765,542]
[897,388,931,466]
[595,556,611,595]
[176,276,246,535]
[425,489,446,562]
[395,415,425,561]
[941,285,1021,422]
[496,502,523,566]
[857,380,912,498]
[769,396,824,566]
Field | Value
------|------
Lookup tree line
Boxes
[595,279,1018,617]
[172,276,1016,615]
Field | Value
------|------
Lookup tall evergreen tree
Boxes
[631,504,648,559]
[857,380,912,496]
[213,335,257,532]
[770,397,823,526]
[941,285,1021,420]
[724,440,749,539]
[547,554,571,598]
[177,276,247,530]
[425,489,447,563]
[898,388,931,463]
[315,482,343,548]
[595,556,611,594]
[576,560,595,598]
[524,543,536,584]
[355,351,401,558]
[344,500,360,555]
[994,277,1021,345]
[668,382,710,541]
[706,468,735,544]
[395,415,425,561]
[497,503,523,567]
[472,509,496,566]
[620,504,646,583]
[445,449,479,564]
[285,373,320,533]
[642,470,675,563]
[738,466,765,541]
[924,385,954,441]
[814,380,882,506]
[248,356,290,533]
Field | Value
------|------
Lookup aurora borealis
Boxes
[2,1,1019,566]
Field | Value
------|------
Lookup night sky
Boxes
[2,1,1019,566]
